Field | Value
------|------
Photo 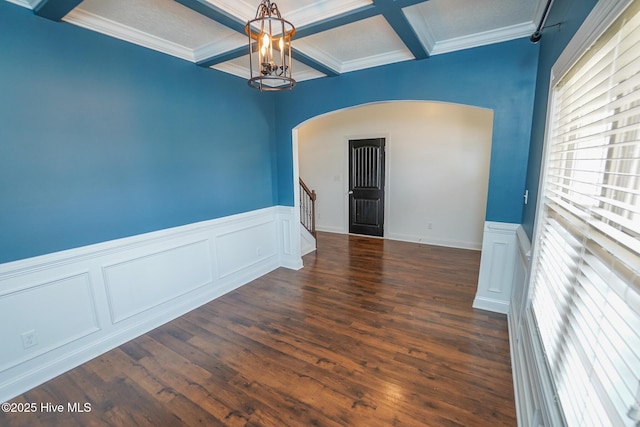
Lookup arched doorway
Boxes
[293,101,494,255]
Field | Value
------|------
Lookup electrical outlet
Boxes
[428,223,433,230]
[21,330,37,349]
[256,246,262,257]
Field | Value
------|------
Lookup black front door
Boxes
[348,138,385,237]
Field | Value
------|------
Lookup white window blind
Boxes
[530,0,640,426]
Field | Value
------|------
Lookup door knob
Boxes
[348,191,353,194]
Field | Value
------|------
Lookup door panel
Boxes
[349,138,385,237]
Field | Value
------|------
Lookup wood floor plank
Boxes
[0,232,516,426]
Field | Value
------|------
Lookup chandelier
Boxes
[245,0,296,91]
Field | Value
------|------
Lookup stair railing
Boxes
[299,178,316,238]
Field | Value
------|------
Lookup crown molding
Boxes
[63,8,195,62]
[415,22,436,54]
[402,4,435,54]
[283,42,412,75]
[287,0,373,28]
[6,0,40,9]
[288,67,326,83]
[341,49,413,73]
[293,43,343,74]
[211,62,251,79]
[431,21,536,55]
[192,37,245,63]
[204,0,254,24]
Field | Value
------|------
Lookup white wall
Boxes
[297,101,494,249]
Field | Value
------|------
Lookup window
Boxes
[529,0,640,425]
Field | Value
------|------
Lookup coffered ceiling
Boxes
[8,0,545,84]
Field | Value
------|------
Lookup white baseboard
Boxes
[386,232,482,251]
[315,224,345,234]
[472,296,510,314]
[0,206,301,402]
[314,228,481,251]
[508,226,564,427]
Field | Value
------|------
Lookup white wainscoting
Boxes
[474,223,557,425]
[0,206,302,403]
[509,225,532,344]
[508,226,565,427]
[473,221,519,314]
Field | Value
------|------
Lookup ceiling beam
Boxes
[381,9,429,59]
[290,4,383,77]
[185,0,429,76]
[175,0,247,68]
[373,0,429,59]
[34,0,83,21]
[193,2,371,72]
[294,5,378,39]
[176,0,248,68]
[196,45,341,78]
[174,0,246,34]
[383,0,432,8]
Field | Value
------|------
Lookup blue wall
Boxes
[2,1,568,264]
[0,3,276,263]
[273,38,539,224]
[521,0,598,238]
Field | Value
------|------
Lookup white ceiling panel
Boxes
[208,0,373,29]
[404,0,537,55]
[14,0,546,84]
[431,0,537,39]
[295,15,414,74]
[277,0,373,29]
[64,0,246,62]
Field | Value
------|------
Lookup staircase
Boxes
[299,178,317,255]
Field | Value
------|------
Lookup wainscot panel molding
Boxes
[514,307,566,426]
[473,221,519,314]
[508,226,565,426]
[473,223,563,425]
[103,239,213,324]
[509,225,532,344]
[0,206,302,402]
[276,206,304,270]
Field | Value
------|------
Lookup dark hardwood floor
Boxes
[1,232,516,426]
